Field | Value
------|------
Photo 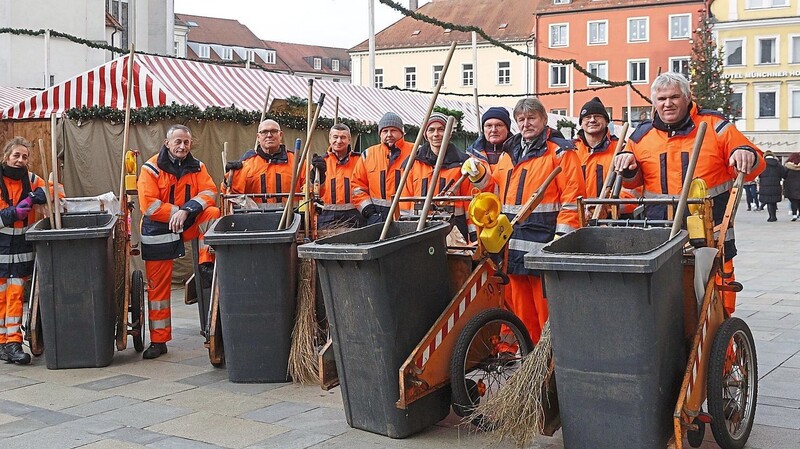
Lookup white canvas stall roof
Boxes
[0,86,36,113]
[2,54,487,133]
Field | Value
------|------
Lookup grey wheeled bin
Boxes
[297,221,452,439]
[204,212,299,383]
[525,227,688,449]
[26,213,118,369]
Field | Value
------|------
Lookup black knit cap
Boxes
[481,107,511,130]
[579,97,610,124]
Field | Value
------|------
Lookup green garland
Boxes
[377,0,651,104]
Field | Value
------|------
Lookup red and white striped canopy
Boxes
[2,54,487,132]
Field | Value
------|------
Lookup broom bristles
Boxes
[468,321,553,448]
[288,258,320,384]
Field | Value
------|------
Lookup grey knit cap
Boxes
[378,112,404,133]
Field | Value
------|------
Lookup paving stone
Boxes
[241,401,317,424]
[260,384,344,409]
[756,340,800,355]
[93,401,191,428]
[76,374,149,391]
[0,398,42,416]
[0,417,46,439]
[744,423,800,449]
[147,411,288,448]
[59,416,124,434]
[0,375,39,392]
[104,359,209,382]
[174,369,230,387]
[78,440,150,449]
[759,395,800,409]
[752,329,781,341]
[0,421,102,448]
[0,382,107,411]
[100,378,196,401]
[273,407,350,437]
[19,408,80,425]
[99,426,170,445]
[205,380,289,396]
[153,387,274,418]
[60,395,142,417]
[762,367,800,383]
[0,413,20,426]
[13,366,118,387]
[246,429,333,449]
[146,436,228,449]
[753,404,800,429]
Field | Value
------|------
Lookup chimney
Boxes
[409,1,418,10]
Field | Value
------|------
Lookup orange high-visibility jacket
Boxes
[317,146,360,210]
[573,129,640,214]
[0,172,47,278]
[399,142,473,239]
[351,139,412,214]
[229,145,305,204]
[623,104,764,258]
[475,128,586,275]
[138,147,218,261]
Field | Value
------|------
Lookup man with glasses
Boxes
[227,119,305,206]
[466,107,513,171]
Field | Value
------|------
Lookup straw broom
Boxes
[468,321,554,447]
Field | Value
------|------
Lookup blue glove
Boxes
[30,188,47,205]
[362,204,382,225]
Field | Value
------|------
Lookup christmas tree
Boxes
[689,7,734,117]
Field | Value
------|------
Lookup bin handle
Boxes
[416,116,456,232]
[669,121,707,239]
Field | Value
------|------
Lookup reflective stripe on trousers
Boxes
[0,277,27,343]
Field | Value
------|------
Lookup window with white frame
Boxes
[791,35,800,63]
[549,64,568,87]
[374,68,384,88]
[220,47,233,60]
[669,14,690,40]
[587,61,607,85]
[746,0,788,8]
[198,44,210,59]
[587,21,607,45]
[332,59,340,72]
[432,65,443,87]
[758,91,776,117]
[550,24,568,47]
[757,37,777,64]
[314,58,322,70]
[792,89,800,117]
[553,0,570,4]
[550,109,567,115]
[623,106,651,125]
[628,59,649,83]
[498,61,511,85]
[731,92,744,118]
[670,57,690,79]
[462,63,474,86]
[628,17,649,43]
[725,40,743,65]
[405,67,416,89]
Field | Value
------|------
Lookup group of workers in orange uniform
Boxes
[94,71,766,361]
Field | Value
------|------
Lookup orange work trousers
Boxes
[720,258,736,315]
[145,207,219,343]
[0,277,27,344]
[506,274,548,345]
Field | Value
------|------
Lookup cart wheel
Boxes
[707,317,758,449]
[450,308,533,427]
[687,416,706,448]
[130,270,146,353]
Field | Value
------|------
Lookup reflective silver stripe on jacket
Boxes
[0,225,31,235]
[372,198,392,208]
[190,190,217,208]
[0,253,35,264]
[140,233,181,245]
[8,278,25,286]
[323,204,356,211]
[556,223,578,234]
[642,179,733,199]
[501,202,561,214]
[145,200,162,217]
[508,239,547,254]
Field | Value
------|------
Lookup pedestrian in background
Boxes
[783,152,800,221]
[743,180,760,211]
[758,150,784,222]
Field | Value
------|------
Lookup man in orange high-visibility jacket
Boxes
[464,98,586,344]
[614,72,764,314]
[351,112,413,225]
[138,125,220,359]
[466,107,513,171]
[227,119,304,207]
[0,137,50,365]
[573,96,640,217]
[310,123,364,230]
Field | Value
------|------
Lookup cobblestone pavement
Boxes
[1,199,798,448]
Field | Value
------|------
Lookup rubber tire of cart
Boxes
[130,270,146,353]
[707,317,758,449]
[687,415,705,448]
[450,308,533,428]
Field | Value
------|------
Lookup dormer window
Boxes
[332,59,340,72]
[314,57,321,70]
[412,30,421,36]
[198,44,210,59]
[220,47,233,60]
[499,23,508,29]
[444,28,452,33]
[553,0,570,4]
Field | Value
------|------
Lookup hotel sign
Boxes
[723,70,800,79]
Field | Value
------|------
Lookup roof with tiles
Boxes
[350,0,537,52]
[535,0,701,14]
[263,40,351,76]
[176,13,264,47]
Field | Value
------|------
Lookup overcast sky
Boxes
[173,0,431,49]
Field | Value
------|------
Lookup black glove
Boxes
[225,160,243,172]
[311,154,327,184]
[30,188,47,205]
[362,204,382,225]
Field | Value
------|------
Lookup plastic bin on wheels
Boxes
[524,227,688,449]
[297,221,452,439]
[203,212,299,383]
[26,213,118,369]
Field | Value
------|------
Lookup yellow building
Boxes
[712,0,800,154]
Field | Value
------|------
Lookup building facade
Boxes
[349,0,538,109]
[0,0,174,89]
[534,0,704,125]
[712,0,800,154]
